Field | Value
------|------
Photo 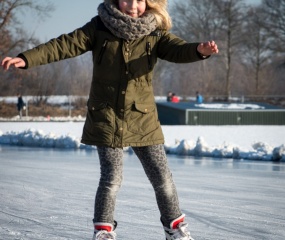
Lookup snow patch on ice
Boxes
[164,137,285,162]
[0,129,81,149]
[0,128,284,162]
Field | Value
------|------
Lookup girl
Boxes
[2,0,219,239]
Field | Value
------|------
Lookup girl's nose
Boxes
[129,0,137,9]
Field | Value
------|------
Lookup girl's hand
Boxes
[197,41,219,57]
[1,57,26,70]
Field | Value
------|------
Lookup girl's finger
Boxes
[1,57,12,66]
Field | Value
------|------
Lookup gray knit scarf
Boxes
[98,3,157,41]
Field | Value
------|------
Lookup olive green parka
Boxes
[20,16,208,148]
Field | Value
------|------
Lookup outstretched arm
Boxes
[1,19,96,71]
[1,57,26,70]
[197,41,219,57]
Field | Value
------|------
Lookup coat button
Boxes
[122,91,126,95]
[125,71,129,74]
[120,109,124,112]
[119,127,123,131]
[144,108,148,112]
[92,107,95,110]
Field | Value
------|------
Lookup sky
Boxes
[20,0,262,43]
[20,0,101,42]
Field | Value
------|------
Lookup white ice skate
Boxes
[92,222,117,240]
[163,214,195,240]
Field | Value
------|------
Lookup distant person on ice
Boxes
[166,91,173,102]
[1,0,219,239]
[17,93,25,119]
[171,93,180,103]
[196,91,204,104]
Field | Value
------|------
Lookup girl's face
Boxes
[118,0,146,18]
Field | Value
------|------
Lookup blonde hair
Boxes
[146,0,172,30]
[103,0,172,30]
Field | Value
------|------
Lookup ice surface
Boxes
[0,146,285,240]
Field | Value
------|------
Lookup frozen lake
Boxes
[0,146,285,240]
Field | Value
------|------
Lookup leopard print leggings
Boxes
[93,144,182,227]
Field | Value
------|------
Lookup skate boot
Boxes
[92,221,117,240]
[163,214,195,240]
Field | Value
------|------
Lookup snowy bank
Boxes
[0,115,85,122]
[0,129,96,150]
[0,128,284,161]
[164,138,285,161]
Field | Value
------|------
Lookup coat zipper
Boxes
[97,39,109,64]
[146,42,152,70]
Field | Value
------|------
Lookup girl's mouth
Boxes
[127,11,138,17]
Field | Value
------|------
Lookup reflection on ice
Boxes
[167,154,285,171]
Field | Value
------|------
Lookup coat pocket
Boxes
[127,102,159,135]
[83,100,114,144]
[86,100,114,124]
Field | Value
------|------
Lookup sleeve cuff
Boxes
[196,45,211,60]
[197,50,211,60]
[17,54,29,69]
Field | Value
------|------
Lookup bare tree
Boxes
[165,0,284,100]
[172,0,220,41]
[0,0,54,57]
[243,0,285,97]
[240,6,271,94]
[210,0,245,100]
[171,0,245,99]
[0,0,54,96]
[260,0,285,55]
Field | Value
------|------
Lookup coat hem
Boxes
[81,139,165,148]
